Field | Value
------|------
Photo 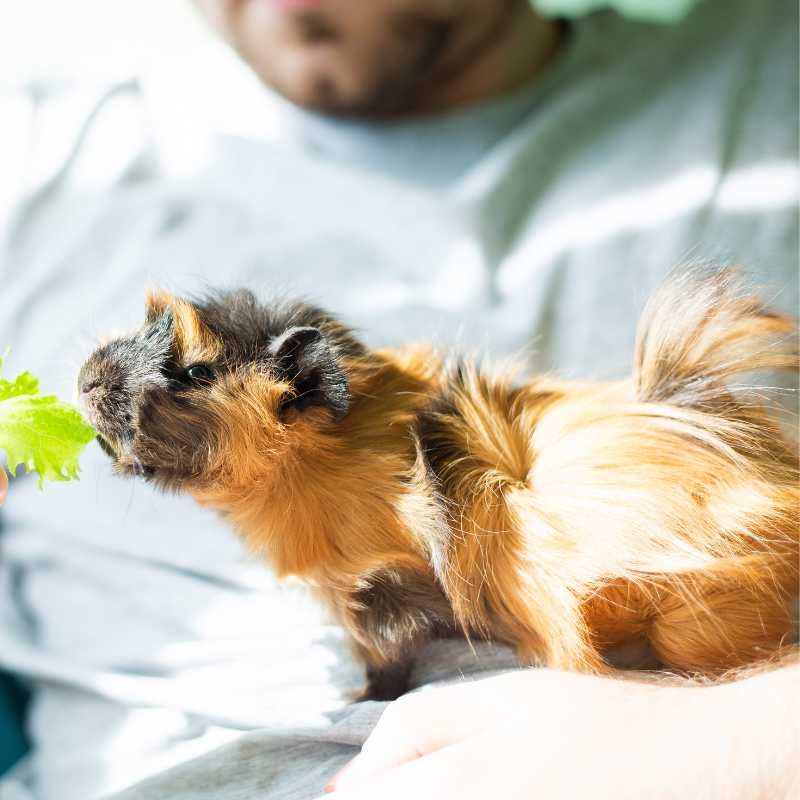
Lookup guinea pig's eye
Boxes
[186,365,214,383]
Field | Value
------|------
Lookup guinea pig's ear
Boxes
[269,327,350,420]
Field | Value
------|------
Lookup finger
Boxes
[319,736,481,800]
[0,467,7,506]
[326,671,540,791]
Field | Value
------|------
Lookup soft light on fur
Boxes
[78,267,799,699]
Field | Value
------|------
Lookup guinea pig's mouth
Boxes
[94,432,159,479]
[78,389,159,478]
[95,431,120,460]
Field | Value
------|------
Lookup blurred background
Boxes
[0,0,215,92]
[0,0,700,92]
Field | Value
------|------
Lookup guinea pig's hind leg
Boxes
[646,559,798,676]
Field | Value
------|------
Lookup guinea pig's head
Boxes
[77,288,359,492]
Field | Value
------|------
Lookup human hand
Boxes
[0,466,7,506]
[319,664,799,800]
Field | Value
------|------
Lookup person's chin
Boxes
[246,0,333,11]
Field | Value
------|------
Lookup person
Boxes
[0,0,796,798]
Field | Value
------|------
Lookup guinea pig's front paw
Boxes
[347,660,414,703]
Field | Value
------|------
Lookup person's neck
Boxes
[401,7,564,115]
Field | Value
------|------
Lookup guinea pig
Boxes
[77,266,799,700]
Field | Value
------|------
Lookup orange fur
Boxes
[184,270,799,679]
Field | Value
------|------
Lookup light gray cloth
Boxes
[0,0,797,798]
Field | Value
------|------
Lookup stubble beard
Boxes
[269,0,530,116]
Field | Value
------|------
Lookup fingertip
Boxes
[325,754,363,792]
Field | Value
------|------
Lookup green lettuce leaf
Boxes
[0,370,40,401]
[0,355,95,489]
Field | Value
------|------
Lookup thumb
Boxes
[326,673,527,792]
[0,467,7,506]
[321,734,482,800]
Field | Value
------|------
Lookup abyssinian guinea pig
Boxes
[77,266,799,700]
